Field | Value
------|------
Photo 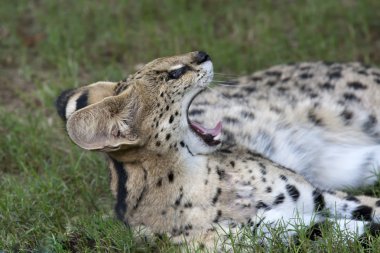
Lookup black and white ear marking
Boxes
[56,89,89,121]
[66,93,142,151]
[55,88,75,121]
[75,91,89,112]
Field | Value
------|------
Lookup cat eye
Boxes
[168,66,189,80]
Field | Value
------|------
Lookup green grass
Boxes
[1,0,380,252]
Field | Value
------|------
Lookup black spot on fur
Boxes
[171,227,180,236]
[260,165,267,175]
[184,202,193,208]
[156,141,161,147]
[241,111,255,119]
[243,86,257,93]
[360,223,380,248]
[266,71,282,77]
[216,167,225,180]
[357,70,368,76]
[277,86,289,93]
[184,224,193,231]
[319,82,335,90]
[347,81,367,90]
[169,115,174,124]
[366,222,380,236]
[308,110,323,126]
[362,115,377,134]
[115,81,128,94]
[231,93,245,98]
[224,117,239,124]
[179,141,185,147]
[279,175,287,181]
[343,93,361,102]
[256,201,269,210]
[345,195,360,203]
[251,76,262,82]
[213,210,222,223]
[286,184,300,201]
[309,93,318,99]
[327,190,336,195]
[168,171,174,183]
[340,110,353,125]
[273,193,285,205]
[112,158,128,221]
[212,188,222,205]
[300,73,313,79]
[312,189,325,212]
[352,205,373,221]
[156,178,162,187]
[300,66,312,71]
[266,187,272,193]
[189,109,204,116]
[328,71,342,79]
[175,192,183,206]
[305,222,324,240]
[376,200,380,207]
[230,161,235,167]
[221,92,243,99]
[220,149,232,153]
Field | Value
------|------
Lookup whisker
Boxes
[211,80,236,83]
[211,81,259,89]
[213,83,237,86]
[214,72,240,78]
[211,83,239,87]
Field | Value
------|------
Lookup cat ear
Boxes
[56,81,118,121]
[66,92,142,151]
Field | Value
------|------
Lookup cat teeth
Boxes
[213,133,221,141]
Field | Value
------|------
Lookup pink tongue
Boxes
[190,121,222,137]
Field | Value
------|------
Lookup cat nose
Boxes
[195,51,211,64]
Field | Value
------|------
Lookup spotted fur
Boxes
[191,62,380,190]
[56,52,380,250]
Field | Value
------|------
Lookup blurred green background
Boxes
[1,0,380,252]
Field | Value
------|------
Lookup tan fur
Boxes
[57,52,380,251]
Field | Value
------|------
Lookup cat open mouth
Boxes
[186,91,222,146]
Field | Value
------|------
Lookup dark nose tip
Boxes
[195,51,211,64]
